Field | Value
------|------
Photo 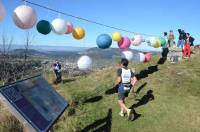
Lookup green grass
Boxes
[50,52,200,132]
[1,51,200,132]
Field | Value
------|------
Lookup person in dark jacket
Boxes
[186,33,195,46]
[53,60,62,83]
[177,29,186,49]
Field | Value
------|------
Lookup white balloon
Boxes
[148,37,157,47]
[0,2,6,21]
[133,52,145,62]
[13,5,37,29]
[121,50,133,61]
[51,18,66,35]
[77,56,92,71]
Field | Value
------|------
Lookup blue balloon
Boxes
[96,34,112,49]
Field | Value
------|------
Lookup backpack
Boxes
[118,68,132,93]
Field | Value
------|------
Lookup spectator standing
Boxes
[164,32,169,47]
[168,30,175,47]
[186,33,195,46]
[183,37,191,58]
[177,29,186,49]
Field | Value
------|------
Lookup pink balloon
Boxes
[65,21,74,34]
[118,37,131,49]
[132,35,143,46]
[144,53,152,62]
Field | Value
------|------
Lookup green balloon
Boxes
[160,37,166,47]
[146,40,150,43]
[37,20,52,35]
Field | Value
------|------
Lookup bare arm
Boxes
[115,76,121,86]
[131,77,137,92]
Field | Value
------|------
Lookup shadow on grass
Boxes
[136,65,158,80]
[83,96,103,104]
[79,108,112,132]
[157,57,167,65]
[130,90,154,109]
[136,82,147,95]
[129,109,142,121]
[62,78,76,84]
[105,86,117,95]
[157,48,169,65]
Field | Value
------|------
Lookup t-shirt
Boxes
[117,68,134,78]
[117,68,134,84]
[117,68,134,93]
[168,34,174,41]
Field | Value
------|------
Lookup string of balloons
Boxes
[0,0,167,71]
[15,0,166,49]
[20,0,157,37]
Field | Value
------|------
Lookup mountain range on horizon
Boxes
[0,44,90,52]
[0,43,163,53]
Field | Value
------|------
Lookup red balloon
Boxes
[144,53,152,62]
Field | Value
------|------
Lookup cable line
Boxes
[22,0,158,37]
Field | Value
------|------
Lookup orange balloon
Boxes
[72,27,85,40]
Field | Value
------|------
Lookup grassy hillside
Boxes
[1,50,200,132]
[49,50,200,132]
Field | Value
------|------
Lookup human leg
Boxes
[118,100,129,111]
[118,92,132,118]
[183,44,187,57]
[186,44,191,57]
[188,45,191,57]
[177,40,181,48]
[118,94,128,112]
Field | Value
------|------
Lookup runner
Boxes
[115,58,137,119]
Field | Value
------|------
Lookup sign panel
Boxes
[0,75,68,132]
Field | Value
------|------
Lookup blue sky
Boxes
[0,0,199,48]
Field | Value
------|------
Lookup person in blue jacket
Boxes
[115,58,137,119]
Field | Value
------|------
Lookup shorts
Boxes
[118,91,129,100]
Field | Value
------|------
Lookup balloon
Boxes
[121,50,133,61]
[65,21,73,34]
[144,53,152,62]
[0,2,6,21]
[13,5,37,29]
[96,34,112,49]
[77,55,92,71]
[147,37,161,48]
[146,40,150,43]
[160,37,166,47]
[36,20,52,35]
[132,52,145,62]
[154,39,161,48]
[112,32,122,42]
[72,27,85,40]
[132,35,143,46]
[51,18,66,35]
[118,37,131,49]
[148,37,157,45]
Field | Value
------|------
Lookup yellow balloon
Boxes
[154,39,161,48]
[112,32,122,42]
[72,27,85,40]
